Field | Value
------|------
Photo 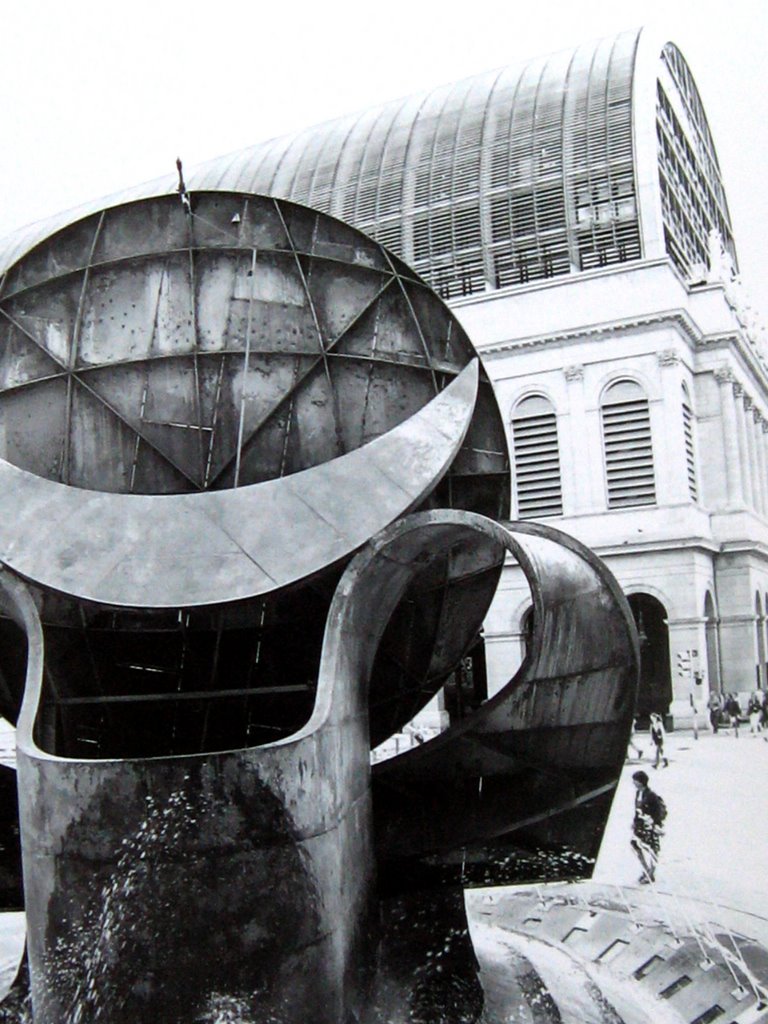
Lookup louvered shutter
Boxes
[601,380,656,508]
[512,395,563,519]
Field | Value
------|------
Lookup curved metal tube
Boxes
[372,518,639,885]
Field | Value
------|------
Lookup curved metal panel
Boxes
[9,551,374,1023]
[372,517,639,889]
[0,192,508,764]
[7,506,637,1020]
[5,511,492,1022]
[0,361,477,608]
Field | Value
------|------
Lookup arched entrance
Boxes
[627,594,672,722]
[704,591,721,694]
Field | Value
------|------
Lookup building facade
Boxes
[1,27,766,724]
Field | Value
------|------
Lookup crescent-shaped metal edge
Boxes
[369,517,639,867]
[374,517,639,777]
[0,360,478,609]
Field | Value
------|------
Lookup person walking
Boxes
[649,712,668,768]
[726,692,742,737]
[630,770,667,884]
[748,691,763,735]
[627,717,643,760]
[707,690,723,734]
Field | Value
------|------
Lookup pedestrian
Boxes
[725,692,742,737]
[630,770,667,884]
[649,712,668,768]
[748,691,763,735]
[627,717,643,760]
[707,690,723,734]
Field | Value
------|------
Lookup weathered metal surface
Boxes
[0,186,638,1022]
[0,193,508,511]
[0,192,509,761]
[7,554,375,1023]
[3,503,637,1021]
[372,518,640,890]
[4,513,491,1022]
[0,361,477,607]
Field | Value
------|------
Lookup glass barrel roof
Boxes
[198,30,643,298]
[0,29,736,295]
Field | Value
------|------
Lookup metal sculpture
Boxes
[0,192,637,1023]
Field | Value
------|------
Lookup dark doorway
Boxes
[443,634,488,724]
[627,594,672,724]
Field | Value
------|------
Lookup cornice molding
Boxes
[480,308,701,356]
[479,313,768,397]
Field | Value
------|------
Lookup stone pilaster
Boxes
[656,350,688,504]
[733,382,754,508]
[562,364,595,514]
[714,367,743,508]
[752,409,767,515]
[743,394,760,511]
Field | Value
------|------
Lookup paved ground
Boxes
[1,720,766,1018]
[467,726,768,1023]
[593,726,768,927]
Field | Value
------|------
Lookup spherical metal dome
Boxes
[0,192,509,758]
[0,191,507,504]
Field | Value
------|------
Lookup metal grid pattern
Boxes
[656,43,736,278]
[511,394,563,519]
[0,192,508,499]
[601,380,656,509]
[0,191,511,761]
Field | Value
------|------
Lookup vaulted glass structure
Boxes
[0,29,736,298]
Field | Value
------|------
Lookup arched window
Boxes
[682,383,698,500]
[511,395,563,519]
[601,380,656,508]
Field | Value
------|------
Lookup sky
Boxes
[1,0,766,313]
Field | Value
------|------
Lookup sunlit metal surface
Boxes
[0,363,477,607]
